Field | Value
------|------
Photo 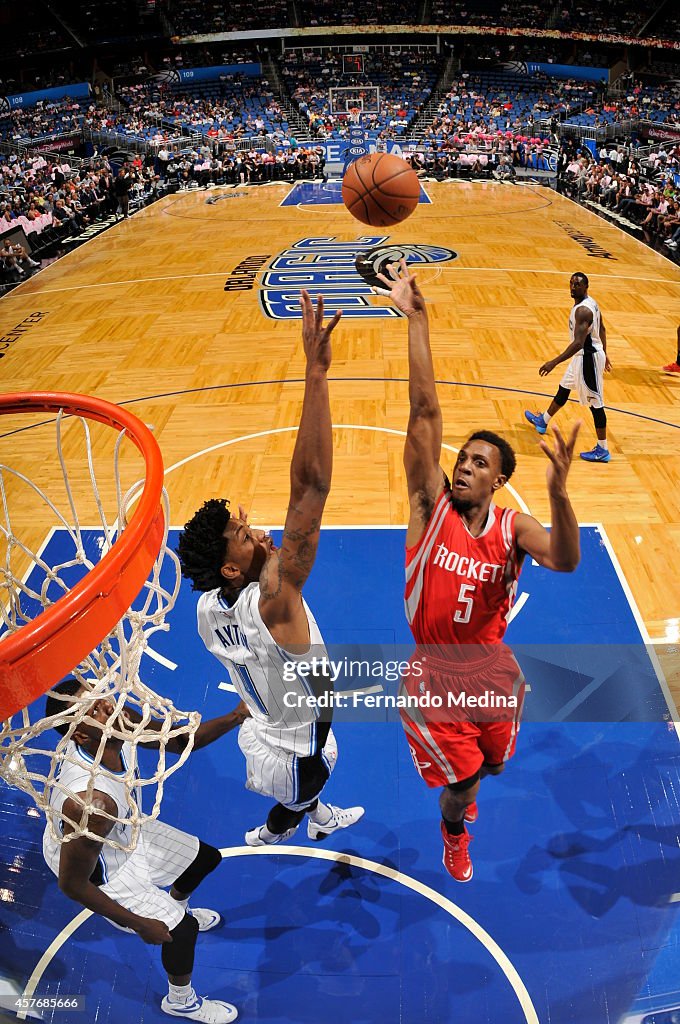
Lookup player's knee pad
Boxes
[554,386,570,408]
[172,841,222,895]
[482,761,506,776]
[445,771,481,795]
[591,406,607,428]
[295,751,331,806]
[267,803,306,834]
[161,913,199,976]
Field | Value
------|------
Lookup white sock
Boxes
[167,983,195,1005]
[172,895,190,911]
[598,439,609,451]
[260,823,286,841]
[307,801,333,825]
[542,412,551,425]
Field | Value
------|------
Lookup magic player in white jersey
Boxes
[525,272,613,463]
[178,290,364,848]
[42,677,249,1024]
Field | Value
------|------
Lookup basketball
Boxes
[342,152,420,227]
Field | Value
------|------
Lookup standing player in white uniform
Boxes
[178,291,364,847]
[42,677,250,1023]
[525,272,613,463]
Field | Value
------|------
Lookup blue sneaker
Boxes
[524,410,547,435]
[580,444,611,463]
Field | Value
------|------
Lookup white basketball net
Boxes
[0,409,200,851]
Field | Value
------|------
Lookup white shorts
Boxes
[238,717,337,810]
[560,348,606,409]
[100,818,200,932]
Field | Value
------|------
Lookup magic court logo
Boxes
[258,237,458,320]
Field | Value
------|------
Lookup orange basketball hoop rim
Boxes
[0,392,165,721]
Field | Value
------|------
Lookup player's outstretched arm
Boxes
[127,700,250,753]
[601,315,612,371]
[376,260,443,545]
[515,423,581,572]
[259,291,341,640]
[539,306,593,376]
[58,791,172,943]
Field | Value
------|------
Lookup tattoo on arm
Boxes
[282,516,320,572]
[260,558,284,600]
[260,512,321,599]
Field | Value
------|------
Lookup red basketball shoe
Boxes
[464,801,478,824]
[441,822,473,882]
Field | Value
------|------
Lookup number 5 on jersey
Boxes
[454,582,475,625]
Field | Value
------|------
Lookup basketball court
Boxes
[1,179,679,1023]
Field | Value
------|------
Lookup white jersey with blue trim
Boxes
[43,741,141,883]
[197,582,328,756]
[569,295,602,351]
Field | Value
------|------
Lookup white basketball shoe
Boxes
[187,908,222,932]
[244,824,299,846]
[161,992,238,1022]
[307,804,365,841]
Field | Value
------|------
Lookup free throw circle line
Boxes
[20,846,539,1024]
[163,423,532,515]
[220,845,539,1024]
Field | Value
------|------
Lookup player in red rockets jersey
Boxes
[376,260,581,882]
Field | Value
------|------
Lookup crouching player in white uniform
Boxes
[178,291,364,847]
[43,678,249,1023]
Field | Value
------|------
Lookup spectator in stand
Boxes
[0,237,40,276]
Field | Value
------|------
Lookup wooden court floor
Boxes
[1,179,679,696]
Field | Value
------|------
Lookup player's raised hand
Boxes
[300,289,341,372]
[375,259,426,317]
[539,422,581,495]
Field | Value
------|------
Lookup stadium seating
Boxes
[279,48,441,138]
[296,0,415,26]
[562,83,680,128]
[0,0,73,61]
[430,0,546,28]
[167,0,288,35]
[420,71,598,141]
[117,74,288,142]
